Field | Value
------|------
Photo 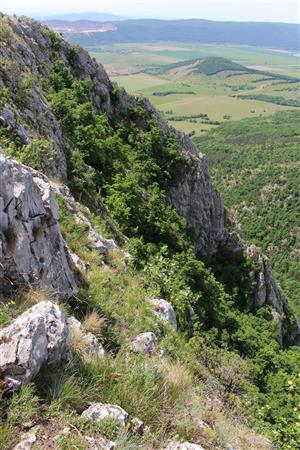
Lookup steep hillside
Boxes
[196,111,300,316]
[0,15,300,450]
[55,18,300,51]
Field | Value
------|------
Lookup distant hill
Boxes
[162,57,247,75]
[154,56,299,82]
[42,12,127,22]
[60,19,300,51]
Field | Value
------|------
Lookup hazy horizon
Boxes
[1,0,299,24]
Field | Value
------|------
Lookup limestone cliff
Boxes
[0,154,76,297]
[0,15,231,257]
[0,15,295,340]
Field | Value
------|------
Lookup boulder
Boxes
[0,301,71,387]
[82,403,129,427]
[67,316,105,358]
[164,443,205,450]
[149,298,177,330]
[130,332,158,354]
[0,155,77,298]
[130,417,149,436]
[12,434,36,450]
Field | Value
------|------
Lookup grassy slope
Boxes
[196,110,300,315]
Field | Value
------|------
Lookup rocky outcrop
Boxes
[0,16,114,179]
[168,147,232,256]
[0,155,77,298]
[247,245,286,313]
[82,403,129,427]
[149,298,177,330]
[0,301,70,388]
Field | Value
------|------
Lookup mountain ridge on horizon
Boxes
[39,11,128,21]
[37,12,300,25]
[44,17,299,52]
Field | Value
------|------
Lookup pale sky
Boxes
[0,0,299,24]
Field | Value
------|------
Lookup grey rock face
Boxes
[167,149,230,256]
[67,316,105,358]
[82,403,129,426]
[0,301,71,387]
[149,298,177,330]
[247,245,285,313]
[0,155,77,298]
[164,443,205,450]
[0,16,113,179]
[246,244,299,345]
[130,332,158,354]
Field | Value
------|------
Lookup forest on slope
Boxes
[196,110,300,316]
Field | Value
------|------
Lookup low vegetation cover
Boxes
[0,17,299,449]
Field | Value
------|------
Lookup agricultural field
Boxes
[87,42,299,136]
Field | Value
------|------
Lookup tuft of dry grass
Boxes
[163,362,193,393]
[69,328,90,359]
[21,288,51,308]
[83,311,105,336]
